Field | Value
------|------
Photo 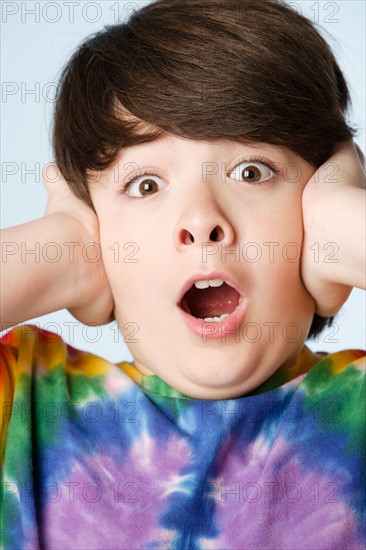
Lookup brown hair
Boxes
[52,0,356,339]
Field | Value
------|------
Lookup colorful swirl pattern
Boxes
[1,324,365,549]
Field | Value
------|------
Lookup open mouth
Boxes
[179,279,242,323]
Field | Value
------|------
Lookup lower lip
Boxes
[177,298,247,340]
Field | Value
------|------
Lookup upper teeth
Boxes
[194,278,224,289]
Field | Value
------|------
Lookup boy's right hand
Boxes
[43,164,115,326]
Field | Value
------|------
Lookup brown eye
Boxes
[123,172,163,198]
[138,179,159,196]
[230,161,274,185]
[242,165,262,183]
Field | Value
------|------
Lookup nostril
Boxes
[210,225,224,242]
[210,227,218,241]
[181,230,194,245]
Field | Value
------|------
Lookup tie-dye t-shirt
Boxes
[0,324,365,550]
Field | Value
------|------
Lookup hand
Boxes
[301,140,366,317]
[43,163,115,325]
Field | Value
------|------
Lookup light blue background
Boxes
[1,1,365,362]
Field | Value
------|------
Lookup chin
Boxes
[176,376,260,400]
[177,355,258,393]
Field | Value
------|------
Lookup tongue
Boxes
[183,283,240,319]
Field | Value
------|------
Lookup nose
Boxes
[173,186,236,250]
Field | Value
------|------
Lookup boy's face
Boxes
[89,134,317,399]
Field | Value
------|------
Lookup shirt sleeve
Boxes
[0,323,112,465]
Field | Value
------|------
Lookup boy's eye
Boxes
[122,171,163,198]
[122,157,278,198]
[229,160,276,185]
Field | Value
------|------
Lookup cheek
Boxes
[245,190,304,248]
[276,186,304,239]
[244,191,305,289]
[98,218,159,310]
[98,219,131,285]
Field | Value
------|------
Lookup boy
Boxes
[1,0,365,548]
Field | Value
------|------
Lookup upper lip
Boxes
[177,271,245,306]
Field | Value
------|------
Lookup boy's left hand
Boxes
[301,139,366,317]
